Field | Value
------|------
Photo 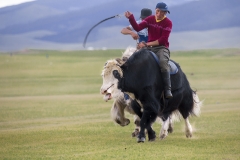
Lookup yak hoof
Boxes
[125,119,130,126]
[132,128,140,137]
[186,131,192,138]
[168,126,173,133]
[116,119,130,127]
[120,119,130,126]
[160,134,167,140]
[148,137,156,142]
[160,130,168,140]
[148,130,156,142]
[137,137,145,143]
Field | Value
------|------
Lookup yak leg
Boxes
[130,100,142,117]
[146,111,157,142]
[185,117,193,138]
[133,90,158,142]
[131,104,155,137]
[160,116,170,140]
[138,110,157,143]
[168,115,173,133]
[137,95,158,142]
[111,99,130,126]
[132,115,140,137]
[130,100,142,137]
[137,111,148,143]
[179,98,193,138]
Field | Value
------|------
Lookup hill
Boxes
[0,0,239,51]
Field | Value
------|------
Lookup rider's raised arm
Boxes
[128,14,147,32]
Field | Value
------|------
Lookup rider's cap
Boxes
[140,8,152,19]
[156,2,170,14]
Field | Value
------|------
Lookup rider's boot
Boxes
[161,71,173,99]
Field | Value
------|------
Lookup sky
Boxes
[0,0,196,8]
[0,0,194,8]
[0,0,35,8]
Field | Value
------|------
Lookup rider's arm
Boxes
[146,40,159,47]
[121,27,139,40]
[121,27,133,35]
[128,14,147,32]
[137,40,159,49]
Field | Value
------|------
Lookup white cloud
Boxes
[0,0,35,8]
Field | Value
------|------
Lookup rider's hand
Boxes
[137,42,147,49]
[130,32,139,40]
[125,11,132,19]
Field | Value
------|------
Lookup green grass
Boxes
[0,48,240,159]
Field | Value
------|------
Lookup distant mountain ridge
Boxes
[0,0,239,51]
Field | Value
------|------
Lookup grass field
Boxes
[0,48,240,160]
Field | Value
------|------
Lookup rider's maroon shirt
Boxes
[128,14,172,48]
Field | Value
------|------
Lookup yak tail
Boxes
[169,91,203,122]
[191,91,203,117]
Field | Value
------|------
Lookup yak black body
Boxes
[113,49,195,142]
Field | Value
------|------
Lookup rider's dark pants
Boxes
[147,46,170,72]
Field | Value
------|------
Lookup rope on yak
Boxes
[83,13,123,48]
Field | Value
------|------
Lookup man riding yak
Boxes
[123,2,173,99]
[100,2,202,142]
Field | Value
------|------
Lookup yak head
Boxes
[100,58,124,101]
[100,46,136,102]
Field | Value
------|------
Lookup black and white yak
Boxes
[100,47,202,142]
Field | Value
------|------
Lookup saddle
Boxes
[169,60,178,75]
[170,62,182,91]
[149,51,181,91]
[149,51,178,75]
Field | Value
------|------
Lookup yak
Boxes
[100,48,202,142]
